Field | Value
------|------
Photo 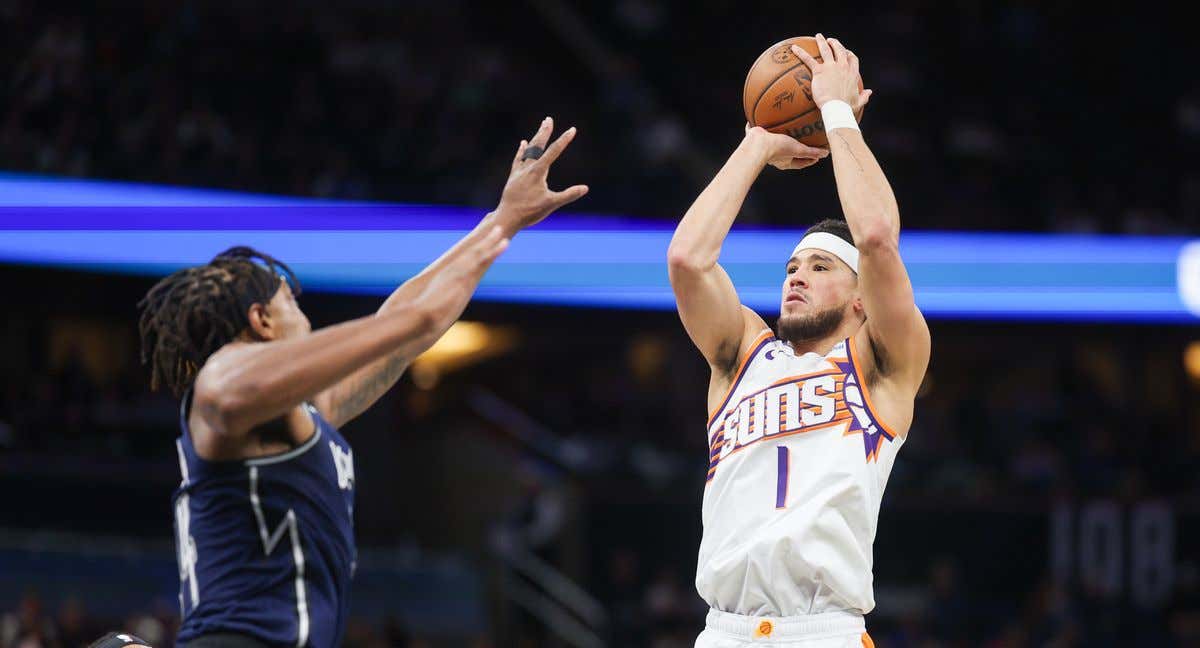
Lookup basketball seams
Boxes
[744,43,789,121]
[759,105,821,131]
[750,61,807,127]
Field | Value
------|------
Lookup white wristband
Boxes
[820,100,860,133]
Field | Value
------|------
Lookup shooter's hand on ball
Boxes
[791,35,872,112]
[494,116,589,233]
[744,123,829,171]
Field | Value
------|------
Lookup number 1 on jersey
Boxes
[776,446,789,509]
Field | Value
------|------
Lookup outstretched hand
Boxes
[494,117,589,232]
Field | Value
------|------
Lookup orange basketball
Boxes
[743,36,864,147]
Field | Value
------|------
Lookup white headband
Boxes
[791,232,859,274]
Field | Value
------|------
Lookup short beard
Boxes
[776,303,847,345]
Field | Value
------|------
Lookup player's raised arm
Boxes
[668,128,828,374]
[791,36,929,392]
[315,117,588,426]
[187,228,509,440]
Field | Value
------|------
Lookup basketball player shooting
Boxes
[138,118,585,648]
[667,36,929,647]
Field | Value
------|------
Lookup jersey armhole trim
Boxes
[182,392,324,466]
[245,416,324,467]
[846,335,900,440]
[179,389,192,431]
[706,329,775,426]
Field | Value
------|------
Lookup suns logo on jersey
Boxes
[706,354,895,482]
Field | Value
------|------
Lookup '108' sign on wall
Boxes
[1051,500,1175,607]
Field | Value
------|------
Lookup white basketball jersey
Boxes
[696,330,904,617]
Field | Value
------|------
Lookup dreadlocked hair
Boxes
[137,246,301,397]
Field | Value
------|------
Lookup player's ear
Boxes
[246,302,277,341]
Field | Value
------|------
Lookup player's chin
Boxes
[780,300,808,314]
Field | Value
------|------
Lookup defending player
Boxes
[139,118,585,648]
[667,36,929,647]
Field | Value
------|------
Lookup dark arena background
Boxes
[2,2,1199,647]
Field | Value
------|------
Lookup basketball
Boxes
[743,36,864,148]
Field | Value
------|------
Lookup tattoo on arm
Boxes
[329,353,411,426]
[834,132,865,172]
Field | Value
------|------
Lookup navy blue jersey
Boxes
[173,395,356,648]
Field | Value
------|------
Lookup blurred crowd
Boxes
[1,1,1199,232]
[0,348,173,461]
[595,551,1200,647]
[4,552,1199,647]
[0,592,492,648]
[2,594,173,648]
